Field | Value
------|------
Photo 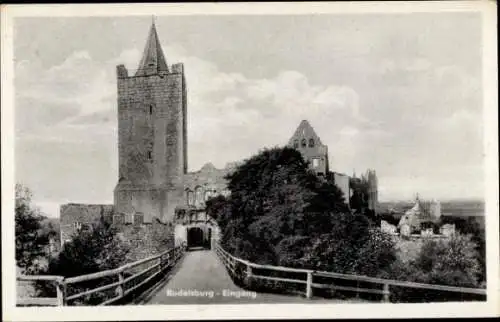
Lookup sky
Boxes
[13,13,485,217]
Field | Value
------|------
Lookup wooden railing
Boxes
[17,245,186,306]
[214,242,487,303]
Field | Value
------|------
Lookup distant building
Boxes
[397,196,442,235]
[440,223,456,237]
[381,220,397,234]
[349,170,379,212]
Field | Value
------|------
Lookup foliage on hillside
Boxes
[208,147,396,277]
[387,233,482,302]
[390,233,481,286]
[439,216,486,282]
[207,147,485,302]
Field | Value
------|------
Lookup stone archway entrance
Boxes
[187,227,204,249]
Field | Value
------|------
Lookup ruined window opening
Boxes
[301,139,307,148]
[74,222,82,231]
[293,140,299,148]
[309,138,315,147]
[312,158,320,168]
[147,150,152,160]
[149,105,153,115]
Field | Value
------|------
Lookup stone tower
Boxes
[114,21,187,223]
[366,169,378,211]
[288,120,329,175]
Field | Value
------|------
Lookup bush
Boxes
[415,233,481,287]
[387,233,482,302]
[35,217,130,304]
[439,216,486,283]
[213,146,398,286]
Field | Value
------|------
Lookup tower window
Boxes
[149,105,153,115]
[309,138,315,147]
[301,139,307,148]
[147,150,152,160]
[293,140,299,149]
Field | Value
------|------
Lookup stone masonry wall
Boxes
[60,204,175,262]
[114,217,175,262]
[333,172,351,204]
[114,63,187,223]
[59,203,114,246]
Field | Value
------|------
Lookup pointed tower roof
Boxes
[135,21,169,76]
[288,120,323,146]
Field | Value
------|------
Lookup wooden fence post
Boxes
[245,264,253,288]
[56,279,66,306]
[382,283,390,303]
[117,272,124,298]
[306,272,313,299]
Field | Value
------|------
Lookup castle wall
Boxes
[114,216,175,262]
[59,203,114,246]
[183,163,232,207]
[60,205,175,262]
[333,172,350,205]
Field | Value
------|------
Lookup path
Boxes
[144,249,342,304]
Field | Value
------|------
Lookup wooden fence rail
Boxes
[214,242,486,303]
[16,245,186,306]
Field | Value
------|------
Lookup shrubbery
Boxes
[207,147,485,302]
[35,217,130,304]
[208,147,397,278]
[387,233,482,302]
[439,216,486,283]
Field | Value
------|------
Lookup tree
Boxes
[219,147,338,263]
[439,216,486,283]
[215,146,394,274]
[206,195,231,229]
[15,184,49,274]
[46,216,130,278]
[386,232,482,302]
[40,217,60,243]
[414,233,481,287]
